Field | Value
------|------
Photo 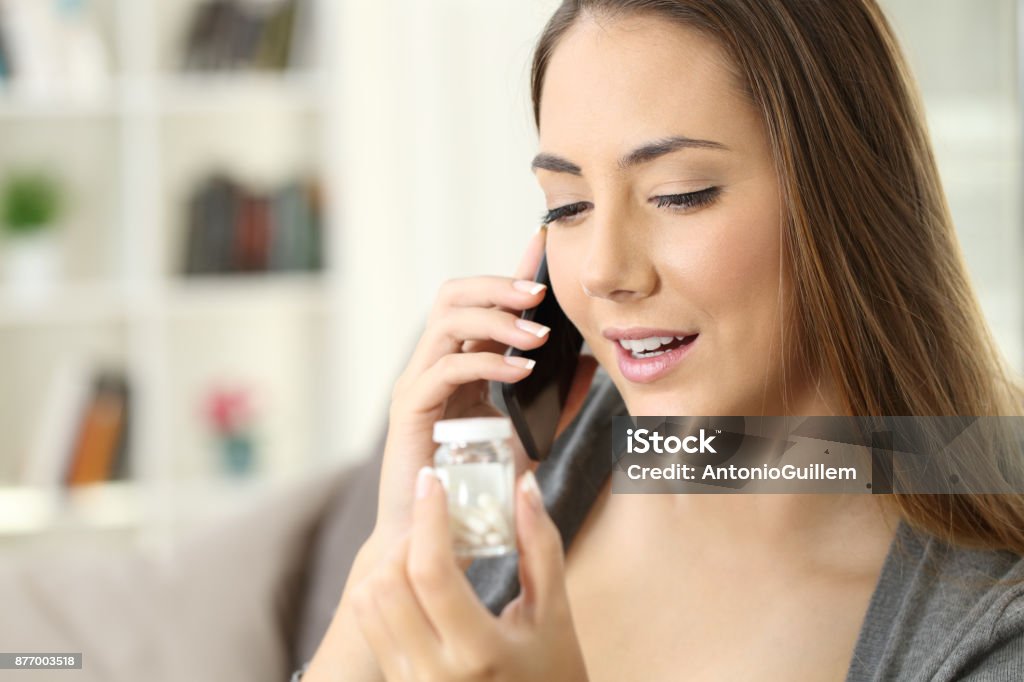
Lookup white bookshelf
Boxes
[0,0,349,549]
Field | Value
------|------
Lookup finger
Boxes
[554,354,598,440]
[351,582,413,682]
[400,352,536,416]
[407,307,551,383]
[408,467,498,653]
[461,225,550,356]
[372,535,447,678]
[514,469,568,624]
[399,278,547,384]
[435,274,548,312]
[399,228,548,393]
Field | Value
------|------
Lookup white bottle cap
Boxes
[433,417,512,444]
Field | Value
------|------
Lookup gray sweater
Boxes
[295,367,1024,680]
[846,520,1024,680]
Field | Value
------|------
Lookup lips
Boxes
[602,327,699,341]
[612,332,699,384]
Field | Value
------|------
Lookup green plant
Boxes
[2,173,63,236]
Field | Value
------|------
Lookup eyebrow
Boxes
[530,135,729,176]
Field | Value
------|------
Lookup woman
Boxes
[299,0,1024,679]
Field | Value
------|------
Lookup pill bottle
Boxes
[432,417,517,558]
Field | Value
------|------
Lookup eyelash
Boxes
[540,186,721,226]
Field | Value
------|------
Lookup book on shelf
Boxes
[65,370,131,487]
[180,0,312,73]
[19,364,132,489]
[183,173,324,276]
[236,192,271,272]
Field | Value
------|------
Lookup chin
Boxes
[621,390,703,417]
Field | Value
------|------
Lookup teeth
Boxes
[617,335,690,352]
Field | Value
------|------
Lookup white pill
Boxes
[452,521,480,539]
[458,510,491,535]
[484,531,504,546]
[477,505,500,524]
[481,508,510,536]
[458,531,484,546]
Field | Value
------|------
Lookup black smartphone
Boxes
[499,250,584,462]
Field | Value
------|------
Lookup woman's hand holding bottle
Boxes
[304,226,600,681]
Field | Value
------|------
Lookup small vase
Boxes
[1,229,63,305]
[221,432,256,477]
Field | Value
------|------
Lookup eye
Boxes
[652,186,721,211]
[539,186,720,227]
[540,201,591,226]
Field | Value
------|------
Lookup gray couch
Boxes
[0,436,386,682]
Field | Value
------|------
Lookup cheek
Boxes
[704,219,781,309]
[683,208,785,362]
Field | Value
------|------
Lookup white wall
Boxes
[329,0,561,457]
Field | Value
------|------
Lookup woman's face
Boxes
[535,13,815,416]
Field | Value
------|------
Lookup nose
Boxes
[578,209,656,302]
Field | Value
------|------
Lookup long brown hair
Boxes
[531,0,1024,553]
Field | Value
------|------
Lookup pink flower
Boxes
[204,385,254,435]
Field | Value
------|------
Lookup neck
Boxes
[610,374,903,573]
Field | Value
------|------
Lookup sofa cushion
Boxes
[0,466,355,682]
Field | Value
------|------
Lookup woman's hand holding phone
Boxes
[304,227,596,682]
[374,226,551,545]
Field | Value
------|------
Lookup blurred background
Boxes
[0,0,1020,555]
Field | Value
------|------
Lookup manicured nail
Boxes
[520,469,543,512]
[536,223,549,234]
[415,466,436,500]
[504,355,537,370]
[515,318,551,338]
[513,279,547,295]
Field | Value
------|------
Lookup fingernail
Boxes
[415,466,436,500]
[536,223,549,235]
[504,355,537,370]
[515,318,551,338]
[513,279,547,295]
[521,469,543,512]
